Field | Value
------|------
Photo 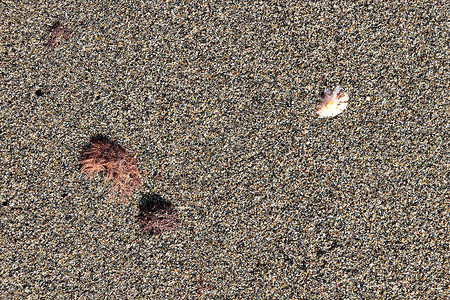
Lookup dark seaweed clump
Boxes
[136,193,181,235]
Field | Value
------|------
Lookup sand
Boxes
[1,0,449,298]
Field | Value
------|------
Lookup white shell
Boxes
[316,86,349,118]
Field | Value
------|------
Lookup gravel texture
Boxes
[1,0,449,298]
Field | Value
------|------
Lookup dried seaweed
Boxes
[136,194,181,235]
[80,135,142,203]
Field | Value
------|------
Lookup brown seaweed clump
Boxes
[136,194,181,235]
[80,135,142,203]
[45,21,71,51]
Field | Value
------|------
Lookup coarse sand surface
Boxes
[1,0,449,298]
